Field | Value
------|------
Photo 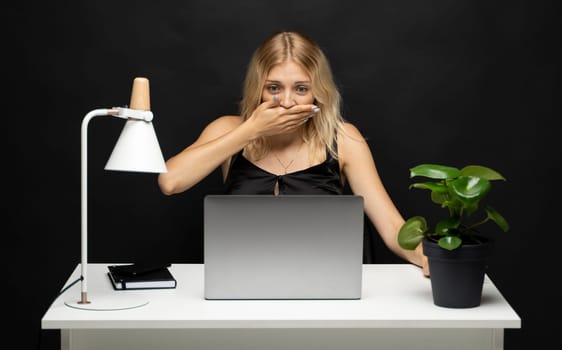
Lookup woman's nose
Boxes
[279,91,296,108]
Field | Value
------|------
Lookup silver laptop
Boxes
[204,195,364,300]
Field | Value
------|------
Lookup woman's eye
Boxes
[296,86,309,94]
[267,85,280,93]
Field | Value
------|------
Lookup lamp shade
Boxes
[105,118,167,173]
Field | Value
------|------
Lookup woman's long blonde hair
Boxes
[240,31,345,161]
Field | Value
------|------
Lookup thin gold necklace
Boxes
[273,142,304,174]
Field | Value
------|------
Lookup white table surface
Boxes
[42,263,521,330]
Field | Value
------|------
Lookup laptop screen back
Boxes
[204,195,364,300]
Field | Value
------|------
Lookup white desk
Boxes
[42,264,520,350]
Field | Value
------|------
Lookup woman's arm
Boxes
[158,115,251,195]
[158,100,319,195]
[339,123,429,275]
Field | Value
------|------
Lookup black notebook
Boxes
[107,264,177,290]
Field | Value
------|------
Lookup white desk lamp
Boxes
[64,77,167,311]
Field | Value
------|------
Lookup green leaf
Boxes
[449,176,491,204]
[438,235,462,250]
[485,205,510,232]
[410,182,448,194]
[398,216,427,250]
[410,164,460,180]
[435,217,461,235]
[431,191,447,205]
[441,198,462,216]
[460,165,506,181]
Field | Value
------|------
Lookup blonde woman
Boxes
[158,31,428,275]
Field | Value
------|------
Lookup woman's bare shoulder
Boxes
[336,121,370,165]
[200,115,243,138]
[207,115,243,131]
[188,115,243,146]
[338,121,367,145]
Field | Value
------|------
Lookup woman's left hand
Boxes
[417,245,430,277]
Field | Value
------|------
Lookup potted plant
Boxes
[397,164,509,308]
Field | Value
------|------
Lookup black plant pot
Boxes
[423,236,490,308]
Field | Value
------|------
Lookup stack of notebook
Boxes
[107,263,177,290]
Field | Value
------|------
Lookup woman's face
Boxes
[263,61,315,108]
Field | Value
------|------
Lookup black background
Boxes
[9,1,559,349]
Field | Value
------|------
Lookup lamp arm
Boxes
[79,106,154,303]
[79,108,118,304]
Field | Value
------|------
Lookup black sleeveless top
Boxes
[223,146,376,263]
[224,147,343,195]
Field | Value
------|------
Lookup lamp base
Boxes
[64,295,149,311]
